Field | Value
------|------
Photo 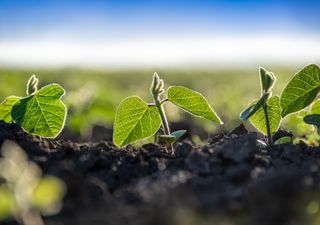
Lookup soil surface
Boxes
[1,121,320,225]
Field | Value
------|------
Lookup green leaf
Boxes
[280,64,320,117]
[240,93,270,121]
[167,86,222,124]
[304,114,320,127]
[260,67,276,93]
[170,130,187,141]
[274,136,292,145]
[11,84,67,138]
[113,96,161,147]
[0,96,20,123]
[249,96,281,135]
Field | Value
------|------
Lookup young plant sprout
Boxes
[240,64,320,147]
[113,73,223,153]
[0,75,67,138]
[240,67,281,146]
[0,140,66,225]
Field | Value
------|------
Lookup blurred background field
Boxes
[0,66,313,139]
[0,0,319,140]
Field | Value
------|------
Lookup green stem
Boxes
[153,94,173,152]
[263,104,273,146]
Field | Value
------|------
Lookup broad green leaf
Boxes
[0,96,20,123]
[167,86,222,124]
[11,84,67,138]
[260,67,276,93]
[280,64,320,117]
[249,96,281,135]
[113,96,161,147]
[311,99,320,114]
[240,93,270,121]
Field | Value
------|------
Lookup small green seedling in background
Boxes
[0,140,66,225]
[0,75,67,138]
[113,73,223,153]
[240,67,281,146]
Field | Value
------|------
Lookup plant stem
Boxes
[153,95,173,152]
[263,104,273,146]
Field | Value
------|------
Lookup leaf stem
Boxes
[263,104,273,146]
[153,94,173,152]
[160,98,169,105]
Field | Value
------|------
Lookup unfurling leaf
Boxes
[280,64,320,117]
[26,75,39,95]
[113,96,161,147]
[240,92,270,121]
[167,86,222,124]
[260,67,276,93]
[0,96,20,123]
[249,96,281,135]
[11,84,67,138]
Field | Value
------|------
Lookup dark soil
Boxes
[1,121,320,225]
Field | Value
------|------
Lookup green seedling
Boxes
[0,140,66,225]
[0,75,67,138]
[240,64,320,147]
[240,67,281,146]
[113,73,223,152]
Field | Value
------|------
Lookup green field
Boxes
[0,66,315,139]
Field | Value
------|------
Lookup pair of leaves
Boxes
[242,64,320,136]
[0,77,67,138]
[113,86,222,147]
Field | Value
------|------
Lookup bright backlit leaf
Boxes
[249,96,281,135]
[11,84,67,138]
[240,93,270,121]
[0,96,20,123]
[167,86,222,124]
[280,64,320,117]
[113,96,161,147]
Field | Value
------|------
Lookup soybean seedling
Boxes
[0,75,67,138]
[240,67,281,147]
[0,140,66,225]
[240,64,320,147]
[113,73,223,153]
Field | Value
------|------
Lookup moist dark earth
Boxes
[1,122,320,225]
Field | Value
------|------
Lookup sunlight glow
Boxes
[0,35,319,68]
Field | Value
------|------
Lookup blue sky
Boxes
[1,0,319,40]
[0,0,319,67]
